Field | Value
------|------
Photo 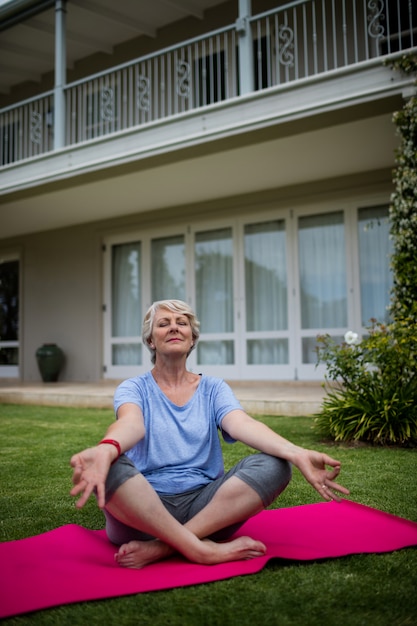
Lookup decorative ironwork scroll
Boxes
[100,87,114,121]
[177,60,191,97]
[137,75,150,111]
[367,0,385,39]
[30,111,42,145]
[278,24,295,67]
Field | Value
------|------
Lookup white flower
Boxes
[344,331,359,345]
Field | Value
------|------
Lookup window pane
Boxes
[247,339,288,364]
[299,212,347,329]
[197,340,234,365]
[358,206,393,325]
[111,242,141,337]
[112,344,142,366]
[195,228,233,333]
[0,347,18,365]
[244,220,287,331]
[0,260,19,341]
[151,235,185,302]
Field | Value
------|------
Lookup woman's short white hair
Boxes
[142,299,200,364]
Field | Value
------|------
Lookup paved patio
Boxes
[0,380,327,416]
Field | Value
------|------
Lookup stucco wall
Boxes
[20,224,102,382]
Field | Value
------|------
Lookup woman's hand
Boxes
[221,410,350,501]
[70,445,114,509]
[292,449,350,501]
[70,403,145,509]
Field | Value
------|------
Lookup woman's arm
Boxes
[221,409,350,501]
[70,403,145,509]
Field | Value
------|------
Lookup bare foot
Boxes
[115,539,173,569]
[200,536,267,565]
[115,535,267,569]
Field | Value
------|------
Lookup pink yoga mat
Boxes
[1,499,416,618]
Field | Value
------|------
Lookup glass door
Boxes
[104,230,187,378]
[0,257,19,378]
[357,205,393,326]
[193,226,236,377]
[297,211,347,378]
[241,218,293,378]
[151,234,185,302]
[110,241,143,371]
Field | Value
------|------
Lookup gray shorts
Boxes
[103,453,292,545]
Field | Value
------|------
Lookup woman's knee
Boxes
[236,453,292,507]
[261,453,292,484]
[105,454,140,504]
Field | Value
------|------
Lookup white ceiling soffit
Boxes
[0,0,226,95]
[0,114,398,239]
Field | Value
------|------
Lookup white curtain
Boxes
[111,242,142,365]
[244,220,288,365]
[195,228,233,333]
[151,235,185,302]
[195,228,234,365]
[197,340,234,365]
[358,206,393,325]
[298,212,347,329]
[244,220,287,331]
[247,339,288,365]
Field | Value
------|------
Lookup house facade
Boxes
[0,0,416,383]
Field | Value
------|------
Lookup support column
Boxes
[54,0,66,150]
[237,0,254,95]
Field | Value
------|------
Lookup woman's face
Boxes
[150,308,194,360]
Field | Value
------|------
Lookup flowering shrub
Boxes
[314,54,417,446]
[314,317,417,445]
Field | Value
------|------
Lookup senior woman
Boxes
[70,299,349,569]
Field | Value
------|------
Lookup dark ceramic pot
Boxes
[35,343,64,382]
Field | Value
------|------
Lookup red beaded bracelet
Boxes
[98,439,121,463]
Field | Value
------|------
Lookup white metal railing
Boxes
[65,24,237,145]
[0,92,54,166]
[250,0,416,89]
[0,0,416,168]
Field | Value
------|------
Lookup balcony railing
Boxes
[65,24,237,145]
[1,92,54,166]
[1,0,416,168]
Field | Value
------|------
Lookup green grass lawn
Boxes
[1,403,416,626]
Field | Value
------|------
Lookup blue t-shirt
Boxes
[113,372,242,495]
